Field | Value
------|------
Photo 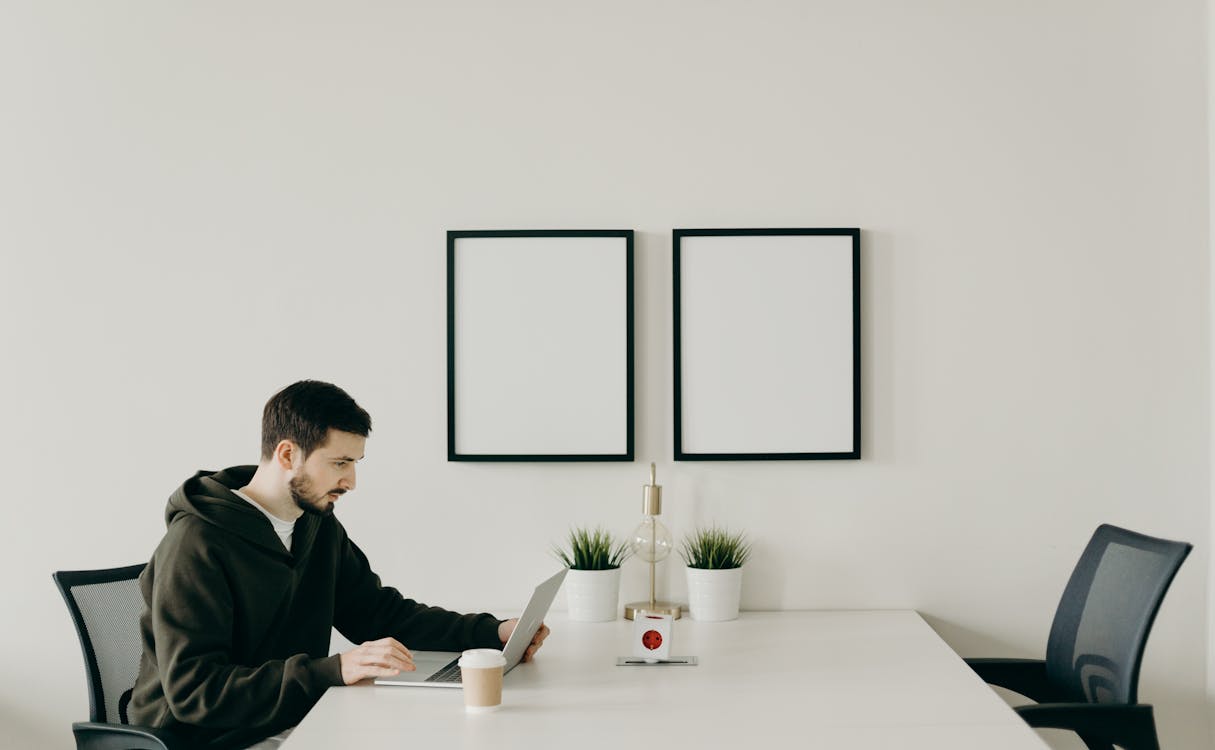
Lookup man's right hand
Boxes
[339,637,415,685]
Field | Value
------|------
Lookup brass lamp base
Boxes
[624,601,682,620]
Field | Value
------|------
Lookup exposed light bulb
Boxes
[630,515,673,563]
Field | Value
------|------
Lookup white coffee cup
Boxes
[458,649,507,713]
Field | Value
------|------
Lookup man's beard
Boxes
[289,472,344,517]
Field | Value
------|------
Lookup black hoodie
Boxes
[128,466,503,748]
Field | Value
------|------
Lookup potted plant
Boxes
[680,526,752,621]
[553,527,631,622]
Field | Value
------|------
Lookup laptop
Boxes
[374,568,567,689]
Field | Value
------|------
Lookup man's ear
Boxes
[273,440,300,471]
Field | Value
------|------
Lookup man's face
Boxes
[288,429,366,517]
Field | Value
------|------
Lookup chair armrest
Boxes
[1015,703,1159,750]
[72,721,191,750]
[964,658,1068,703]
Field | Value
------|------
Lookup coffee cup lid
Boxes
[459,648,506,669]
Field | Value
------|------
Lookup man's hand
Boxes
[498,619,550,662]
[339,637,415,685]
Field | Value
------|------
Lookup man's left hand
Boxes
[498,619,550,662]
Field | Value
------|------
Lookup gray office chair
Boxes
[967,524,1191,750]
[53,563,190,750]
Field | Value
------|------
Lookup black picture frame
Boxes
[448,229,634,462]
[673,228,861,461]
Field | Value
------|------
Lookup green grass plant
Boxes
[679,525,752,569]
[553,526,631,570]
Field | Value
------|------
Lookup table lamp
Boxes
[624,463,681,620]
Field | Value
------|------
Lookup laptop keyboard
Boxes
[425,659,463,683]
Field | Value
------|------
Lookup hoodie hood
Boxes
[166,466,318,559]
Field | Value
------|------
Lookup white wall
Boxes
[1,2,1208,748]
[1209,0,1215,740]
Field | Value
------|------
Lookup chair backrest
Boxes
[1044,525,1191,705]
[53,564,148,724]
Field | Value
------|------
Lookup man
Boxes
[130,381,549,749]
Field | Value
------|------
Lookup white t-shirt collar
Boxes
[232,488,295,552]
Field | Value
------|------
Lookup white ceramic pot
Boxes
[564,567,622,622]
[685,566,743,622]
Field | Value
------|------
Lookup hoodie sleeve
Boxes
[149,522,344,730]
[332,534,503,651]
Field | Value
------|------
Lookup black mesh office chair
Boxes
[54,564,190,750]
[967,524,1191,750]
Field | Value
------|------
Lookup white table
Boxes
[285,611,1049,749]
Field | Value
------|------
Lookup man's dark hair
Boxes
[261,380,372,460]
